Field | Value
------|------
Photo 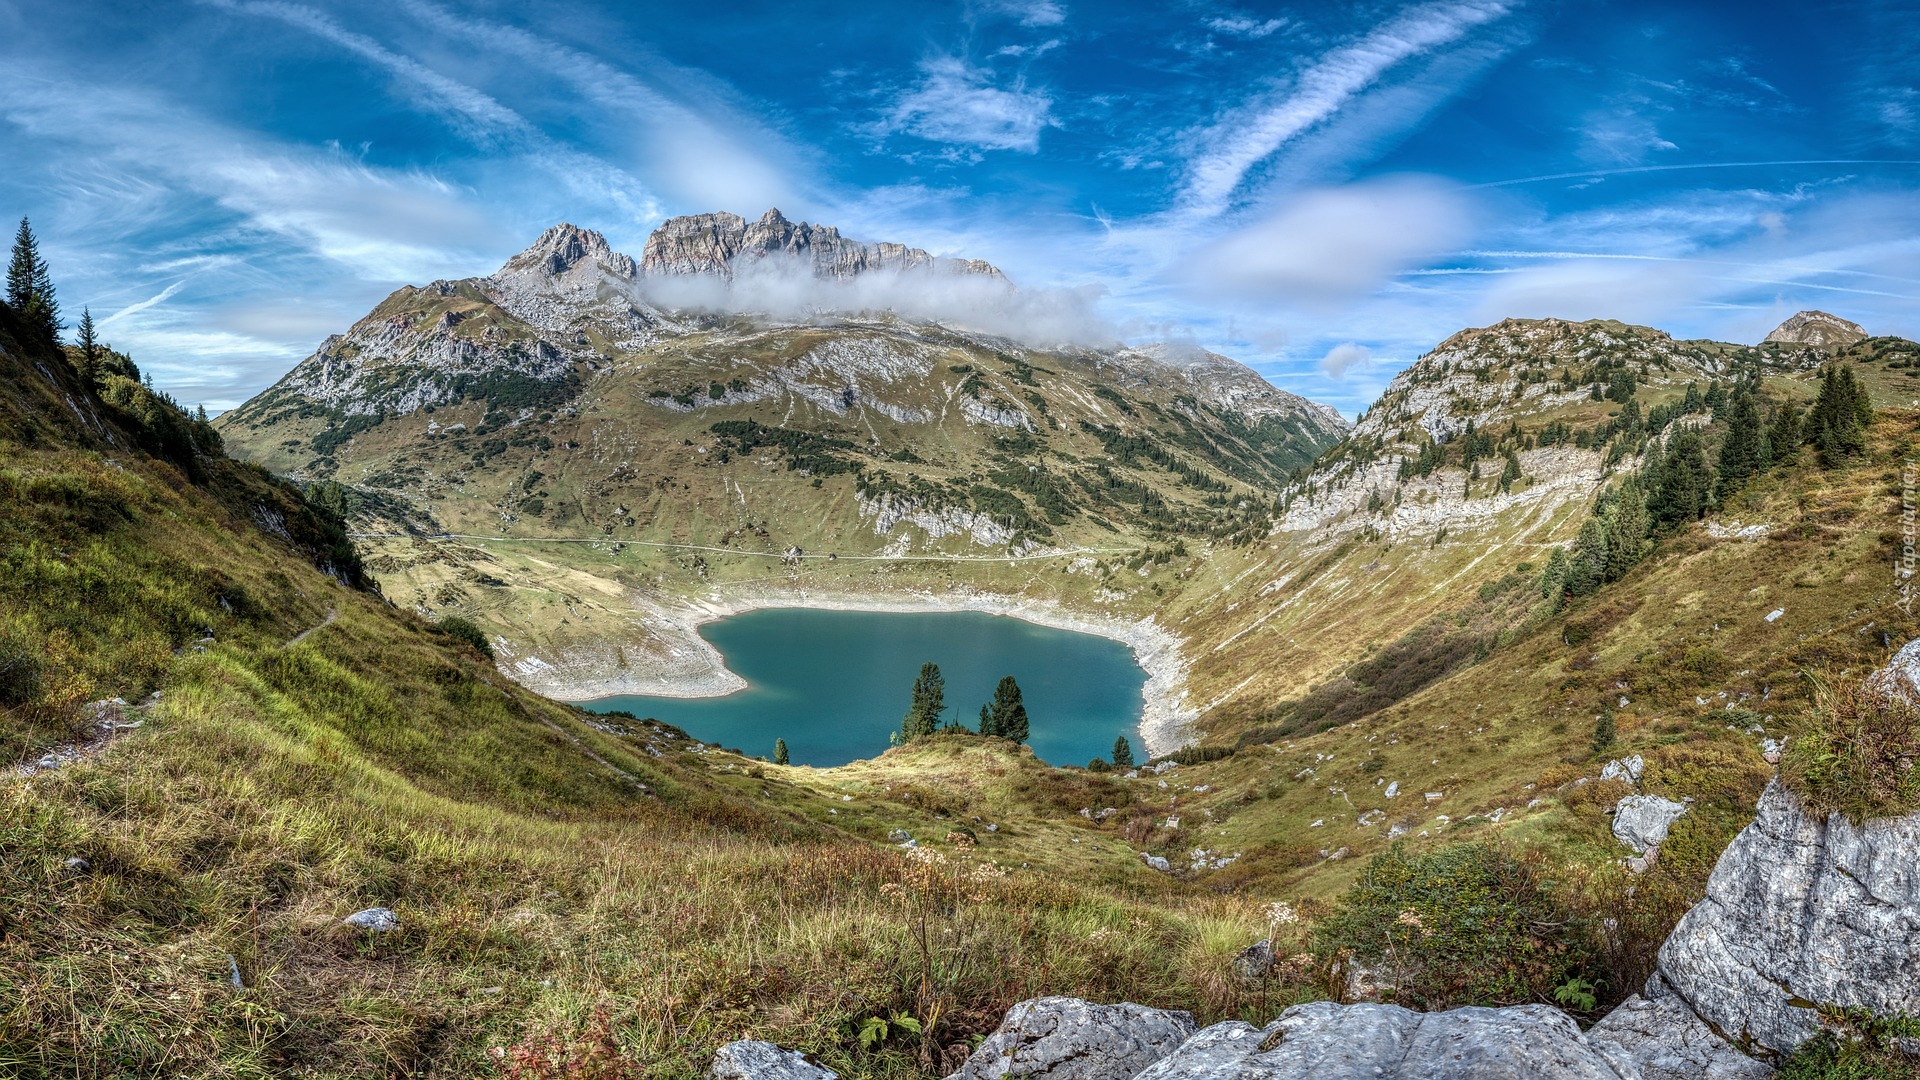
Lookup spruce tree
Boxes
[1568,517,1608,596]
[900,662,945,742]
[1807,364,1871,464]
[1768,401,1800,462]
[773,738,789,765]
[6,217,60,344]
[1604,477,1651,583]
[986,675,1029,744]
[1112,734,1134,769]
[977,703,996,738]
[75,307,99,383]
[1649,429,1711,528]
[1716,392,1765,494]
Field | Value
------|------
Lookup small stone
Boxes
[1384,781,1399,798]
[63,856,91,875]
[343,907,400,932]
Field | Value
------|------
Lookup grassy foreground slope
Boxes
[0,306,1320,1077]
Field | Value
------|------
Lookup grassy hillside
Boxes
[0,304,1334,1078]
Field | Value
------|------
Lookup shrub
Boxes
[437,616,495,659]
[0,622,41,708]
[1313,841,1597,1010]
[1781,671,1920,824]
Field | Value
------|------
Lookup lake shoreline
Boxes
[513,586,1198,758]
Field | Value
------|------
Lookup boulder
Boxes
[708,1040,838,1080]
[1653,779,1920,1056]
[1130,1001,1634,1080]
[1230,940,1274,984]
[1588,975,1771,1080]
[1612,795,1688,854]
[342,907,400,932]
[943,996,1195,1080]
[1600,755,1645,785]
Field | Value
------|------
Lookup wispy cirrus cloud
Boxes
[1176,0,1516,219]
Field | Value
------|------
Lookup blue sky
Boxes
[2,0,1917,416]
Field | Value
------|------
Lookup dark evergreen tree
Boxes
[1715,392,1766,494]
[75,306,99,383]
[1591,709,1617,755]
[1649,429,1712,528]
[977,703,996,738]
[1567,517,1608,596]
[1112,735,1134,769]
[1768,401,1801,462]
[900,662,946,742]
[1807,364,1871,464]
[773,738,789,765]
[1603,475,1652,583]
[6,217,60,344]
[1538,547,1571,603]
[1682,382,1703,413]
[986,675,1029,744]
[1498,451,1522,494]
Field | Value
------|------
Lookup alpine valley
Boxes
[10,208,1920,1079]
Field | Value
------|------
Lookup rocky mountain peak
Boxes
[639,208,1005,283]
[1764,309,1867,349]
[496,223,637,283]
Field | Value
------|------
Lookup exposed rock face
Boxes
[942,996,1195,1080]
[1763,310,1867,349]
[1647,778,1920,1056]
[1131,1001,1634,1080]
[707,1040,838,1080]
[641,208,1005,282]
[1612,794,1689,855]
[1588,974,1773,1080]
[1105,342,1349,430]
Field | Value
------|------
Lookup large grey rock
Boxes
[1654,779,1920,1055]
[1600,755,1645,785]
[1612,795,1688,854]
[944,996,1195,1080]
[708,1040,838,1080]
[1588,975,1772,1080]
[1130,1001,1635,1080]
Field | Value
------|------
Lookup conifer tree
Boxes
[1604,476,1651,583]
[1807,364,1871,464]
[1568,517,1609,596]
[1682,382,1703,413]
[6,217,61,344]
[977,703,996,738]
[1768,401,1801,462]
[1112,734,1134,769]
[986,675,1029,744]
[75,306,99,383]
[1716,392,1766,493]
[900,662,945,742]
[1649,429,1712,528]
[773,738,789,765]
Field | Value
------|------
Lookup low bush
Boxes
[437,616,496,658]
[1781,671,1920,824]
[1312,841,1598,1010]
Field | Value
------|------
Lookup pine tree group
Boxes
[6,217,62,346]
[1806,363,1872,464]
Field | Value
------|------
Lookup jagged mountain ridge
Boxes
[640,207,1005,281]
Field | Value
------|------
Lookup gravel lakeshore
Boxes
[504,586,1199,758]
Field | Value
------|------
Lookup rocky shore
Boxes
[497,585,1200,758]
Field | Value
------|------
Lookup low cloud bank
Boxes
[636,255,1119,349]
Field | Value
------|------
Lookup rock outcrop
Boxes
[943,996,1196,1080]
[1763,310,1868,350]
[1587,975,1772,1080]
[1620,779,1920,1057]
[1134,1002,1634,1079]
[641,208,1005,282]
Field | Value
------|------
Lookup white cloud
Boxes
[977,0,1066,27]
[1177,0,1514,219]
[881,56,1057,153]
[1319,341,1372,377]
[1176,175,1478,309]
[639,257,1115,349]
[1207,15,1287,39]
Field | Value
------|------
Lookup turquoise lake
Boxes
[583,608,1149,767]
